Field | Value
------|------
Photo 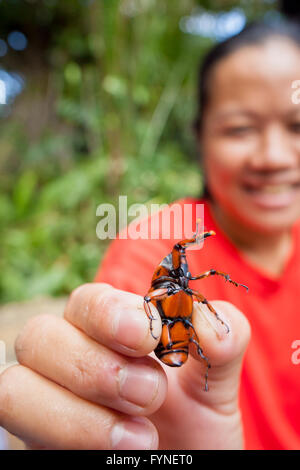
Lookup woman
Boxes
[0,19,300,450]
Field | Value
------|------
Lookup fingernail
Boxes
[112,309,148,350]
[118,359,159,407]
[204,310,229,340]
[111,417,157,450]
[194,303,228,340]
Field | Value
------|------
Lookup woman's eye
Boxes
[288,122,300,134]
[224,126,255,136]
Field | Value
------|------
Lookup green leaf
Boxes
[13,170,37,217]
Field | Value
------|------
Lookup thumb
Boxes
[177,300,251,415]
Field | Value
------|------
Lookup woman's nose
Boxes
[249,124,298,170]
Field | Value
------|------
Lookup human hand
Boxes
[0,283,250,449]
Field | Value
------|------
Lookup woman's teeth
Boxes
[258,184,293,194]
[241,181,300,209]
[245,183,299,193]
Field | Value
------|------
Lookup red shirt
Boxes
[95,198,300,450]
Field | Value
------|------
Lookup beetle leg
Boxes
[188,269,248,291]
[179,318,210,391]
[188,334,211,392]
[144,288,169,340]
[190,289,230,334]
[190,339,210,392]
[144,300,159,340]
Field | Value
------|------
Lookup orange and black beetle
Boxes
[144,220,248,391]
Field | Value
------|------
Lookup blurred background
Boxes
[1,0,293,305]
[0,0,296,450]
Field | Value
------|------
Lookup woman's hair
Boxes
[195,17,300,198]
[194,18,300,131]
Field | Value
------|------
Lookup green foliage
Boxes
[0,0,276,303]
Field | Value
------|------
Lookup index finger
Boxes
[64,283,161,357]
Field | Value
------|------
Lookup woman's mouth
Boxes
[241,181,300,209]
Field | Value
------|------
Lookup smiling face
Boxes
[200,37,300,234]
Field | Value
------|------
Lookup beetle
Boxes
[143,219,248,391]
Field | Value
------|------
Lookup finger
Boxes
[15,314,167,416]
[64,283,161,357]
[178,300,251,413]
[0,365,158,450]
[191,300,251,366]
